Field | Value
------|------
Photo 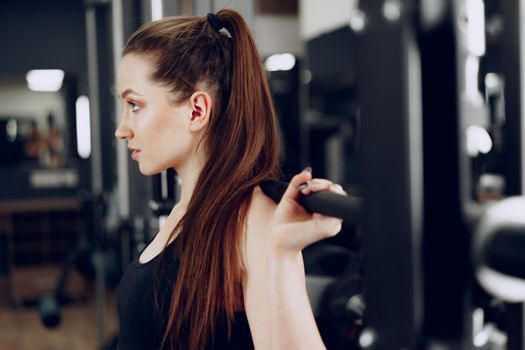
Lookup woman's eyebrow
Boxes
[120,88,142,100]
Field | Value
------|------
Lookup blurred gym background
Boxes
[1,0,524,349]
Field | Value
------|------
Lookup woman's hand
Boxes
[268,167,347,258]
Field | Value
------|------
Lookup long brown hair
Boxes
[123,9,282,349]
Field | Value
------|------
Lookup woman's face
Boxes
[115,54,195,176]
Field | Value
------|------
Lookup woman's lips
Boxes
[131,149,141,160]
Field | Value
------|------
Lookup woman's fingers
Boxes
[298,179,346,239]
[299,178,348,196]
[313,213,343,237]
[281,167,313,202]
[331,183,347,195]
[282,215,343,248]
[271,169,347,253]
[299,179,331,195]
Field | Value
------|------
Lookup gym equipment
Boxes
[38,244,120,328]
[38,194,121,330]
[317,248,364,349]
[352,0,525,349]
[259,180,362,223]
[472,197,525,302]
[149,198,176,216]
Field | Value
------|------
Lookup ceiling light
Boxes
[26,69,64,92]
[264,53,296,72]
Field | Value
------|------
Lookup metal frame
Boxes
[418,1,481,347]
[356,0,424,348]
[502,0,525,197]
[501,1,525,349]
[85,1,108,346]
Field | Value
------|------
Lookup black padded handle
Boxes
[260,180,362,223]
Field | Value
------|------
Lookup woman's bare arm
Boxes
[244,171,345,349]
[244,227,323,349]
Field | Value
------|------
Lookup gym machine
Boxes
[352,0,525,349]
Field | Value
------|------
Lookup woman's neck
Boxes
[173,151,205,210]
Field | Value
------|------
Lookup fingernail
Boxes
[302,166,312,173]
[297,182,309,190]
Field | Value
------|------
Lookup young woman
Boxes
[114,9,346,350]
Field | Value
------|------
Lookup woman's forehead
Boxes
[117,55,156,95]
[119,55,153,79]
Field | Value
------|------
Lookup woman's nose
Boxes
[115,118,132,140]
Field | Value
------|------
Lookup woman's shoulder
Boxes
[248,185,278,227]
[241,185,277,259]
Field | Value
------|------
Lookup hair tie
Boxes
[206,13,232,39]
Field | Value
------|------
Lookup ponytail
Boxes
[203,8,281,183]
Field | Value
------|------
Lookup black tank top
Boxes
[116,239,255,349]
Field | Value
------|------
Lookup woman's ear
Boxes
[188,91,212,132]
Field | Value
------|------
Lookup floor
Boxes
[0,283,119,350]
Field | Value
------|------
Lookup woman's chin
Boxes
[138,163,166,177]
[138,164,158,176]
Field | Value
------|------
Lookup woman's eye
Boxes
[128,101,140,112]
